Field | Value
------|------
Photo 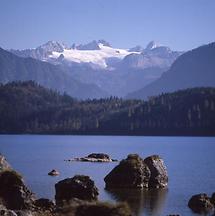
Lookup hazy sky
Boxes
[0,0,215,51]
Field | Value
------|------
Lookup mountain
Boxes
[127,42,215,99]
[0,81,214,136]
[0,47,108,99]
[9,40,182,97]
[145,41,160,51]
[122,42,182,69]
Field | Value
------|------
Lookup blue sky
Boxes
[0,0,215,50]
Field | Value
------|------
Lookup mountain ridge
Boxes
[127,42,215,99]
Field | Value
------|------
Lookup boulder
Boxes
[144,155,168,188]
[0,170,35,210]
[104,154,168,189]
[188,193,214,213]
[104,154,150,188]
[48,169,60,176]
[55,175,99,205]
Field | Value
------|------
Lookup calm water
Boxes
[0,135,215,216]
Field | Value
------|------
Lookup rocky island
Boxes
[66,153,117,163]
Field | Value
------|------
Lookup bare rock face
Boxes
[104,154,168,189]
[104,154,150,189]
[55,175,99,205]
[188,193,214,213]
[144,155,168,188]
[0,170,36,210]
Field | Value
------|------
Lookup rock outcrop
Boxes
[104,154,168,189]
[144,155,168,188]
[0,170,36,210]
[67,153,117,163]
[55,175,99,205]
[188,193,214,213]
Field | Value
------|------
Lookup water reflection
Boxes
[106,188,168,216]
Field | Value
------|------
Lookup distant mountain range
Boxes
[9,40,182,97]
[0,47,108,99]
[2,40,215,99]
[127,42,215,99]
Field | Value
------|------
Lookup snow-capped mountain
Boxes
[50,42,140,68]
[9,40,183,97]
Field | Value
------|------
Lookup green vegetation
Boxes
[0,81,215,136]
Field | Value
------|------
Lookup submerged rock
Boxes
[104,154,168,189]
[188,193,214,213]
[48,169,60,176]
[67,153,117,163]
[55,175,99,205]
[144,155,168,188]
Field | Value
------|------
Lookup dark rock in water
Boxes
[34,198,55,211]
[188,193,214,213]
[144,155,168,188]
[55,175,99,205]
[56,199,131,216]
[68,153,117,163]
[87,153,110,160]
[48,169,60,176]
[104,154,150,188]
[0,170,36,210]
[104,154,168,189]
[0,154,11,172]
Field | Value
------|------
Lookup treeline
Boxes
[0,81,214,136]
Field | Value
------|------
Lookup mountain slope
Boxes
[0,47,108,99]
[9,40,182,97]
[0,81,214,136]
[127,42,215,99]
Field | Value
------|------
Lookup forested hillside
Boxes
[0,81,214,136]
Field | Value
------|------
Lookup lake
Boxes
[0,135,215,215]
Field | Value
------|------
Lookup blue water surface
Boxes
[0,135,215,216]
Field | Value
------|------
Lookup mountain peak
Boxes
[145,41,160,50]
[73,40,111,50]
[39,41,67,52]
[97,39,111,47]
